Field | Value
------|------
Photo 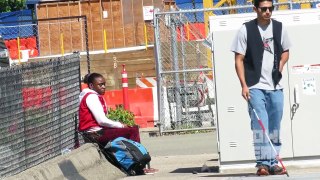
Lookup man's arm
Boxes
[279,50,289,72]
[235,52,250,101]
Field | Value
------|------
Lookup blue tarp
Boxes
[177,3,197,22]
[26,0,41,5]
[176,1,225,22]
[176,0,193,4]
[0,10,35,39]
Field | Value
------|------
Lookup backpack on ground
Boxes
[104,137,151,176]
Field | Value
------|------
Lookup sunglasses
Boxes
[258,6,274,12]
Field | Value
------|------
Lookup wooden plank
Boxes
[102,0,115,48]
[49,26,60,55]
[89,2,104,51]
[143,0,153,6]
[38,36,50,56]
[92,16,101,22]
[37,5,48,19]
[135,22,144,45]
[57,4,72,53]
[112,0,124,48]
[133,0,143,45]
[47,4,59,18]
[146,23,154,43]
[153,0,163,8]
[58,4,69,17]
[124,24,135,46]
[38,22,50,56]
[91,2,102,12]
[92,42,104,50]
[122,0,135,46]
[60,24,72,52]
[81,2,94,50]
[69,2,80,16]
[71,38,83,50]
[38,21,49,56]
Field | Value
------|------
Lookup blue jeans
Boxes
[248,89,284,167]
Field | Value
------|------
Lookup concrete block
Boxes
[5,144,126,180]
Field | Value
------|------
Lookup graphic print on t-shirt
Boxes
[263,37,273,54]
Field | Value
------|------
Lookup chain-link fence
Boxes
[0,52,81,178]
[153,1,320,132]
[154,9,216,132]
[0,16,90,73]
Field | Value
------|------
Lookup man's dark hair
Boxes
[83,73,91,84]
[86,73,103,84]
[254,0,273,8]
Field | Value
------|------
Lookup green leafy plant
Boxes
[0,0,25,13]
[107,105,136,126]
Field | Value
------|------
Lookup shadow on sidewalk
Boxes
[170,165,220,174]
[201,173,257,178]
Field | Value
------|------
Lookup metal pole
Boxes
[179,12,189,121]
[289,0,293,10]
[153,8,164,135]
[144,22,148,50]
[170,10,182,128]
[103,29,108,53]
[83,16,90,74]
[60,33,64,56]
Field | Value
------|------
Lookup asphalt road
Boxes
[140,131,218,157]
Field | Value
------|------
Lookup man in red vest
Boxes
[78,73,140,145]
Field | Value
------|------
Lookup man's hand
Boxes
[242,86,250,101]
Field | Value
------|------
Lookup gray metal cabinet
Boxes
[287,23,320,157]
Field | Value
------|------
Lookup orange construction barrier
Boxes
[104,88,155,128]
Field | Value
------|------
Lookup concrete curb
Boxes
[5,143,126,180]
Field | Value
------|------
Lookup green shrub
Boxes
[107,105,136,126]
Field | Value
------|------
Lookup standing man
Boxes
[231,0,291,176]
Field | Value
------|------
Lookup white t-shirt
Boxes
[231,21,292,90]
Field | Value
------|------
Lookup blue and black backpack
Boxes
[104,137,151,176]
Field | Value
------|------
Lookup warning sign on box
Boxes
[292,64,320,74]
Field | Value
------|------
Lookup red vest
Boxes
[78,92,107,131]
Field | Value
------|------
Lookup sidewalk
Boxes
[122,153,320,180]
[125,130,320,179]
[6,131,320,180]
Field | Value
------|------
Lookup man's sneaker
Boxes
[256,165,270,176]
[270,165,285,175]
